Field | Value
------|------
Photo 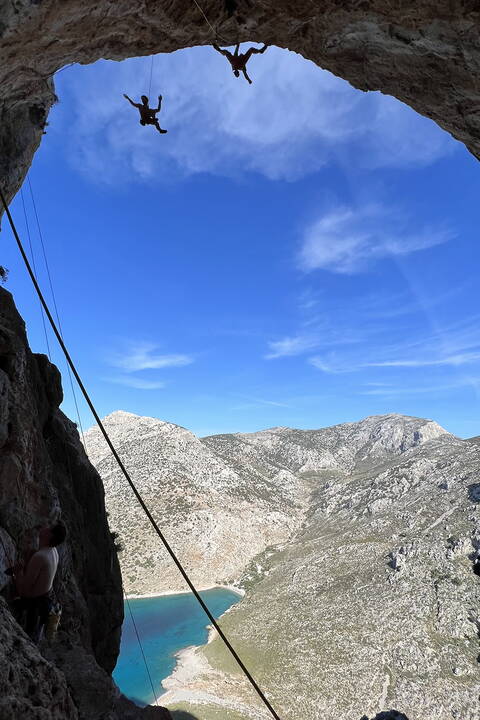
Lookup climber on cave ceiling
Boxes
[213,42,269,84]
[123,93,168,134]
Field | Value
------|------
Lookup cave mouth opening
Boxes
[3,40,478,443]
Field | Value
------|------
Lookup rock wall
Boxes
[1,0,480,209]
[0,288,170,720]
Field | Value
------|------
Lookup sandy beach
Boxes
[127,582,245,600]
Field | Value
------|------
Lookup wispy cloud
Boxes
[104,376,166,390]
[298,205,453,274]
[309,320,480,375]
[109,342,193,372]
[367,352,480,369]
[359,377,479,396]
[265,335,319,359]
[54,46,455,184]
[231,394,292,410]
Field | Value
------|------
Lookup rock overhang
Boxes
[1,0,480,214]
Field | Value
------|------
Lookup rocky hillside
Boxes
[85,411,446,596]
[85,409,480,720]
[162,431,480,720]
[84,411,309,594]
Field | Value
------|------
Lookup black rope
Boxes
[26,177,87,450]
[0,186,282,720]
[123,587,159,706]
[20,189,51,359]
[147,55,154,98]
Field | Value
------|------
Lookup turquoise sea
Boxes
[113,587,241,706]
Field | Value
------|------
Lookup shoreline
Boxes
[126,582,245,600]
[161,603,232,699]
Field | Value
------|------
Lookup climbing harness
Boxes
[0,186,283,720]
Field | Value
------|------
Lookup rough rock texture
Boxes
[135,421,479,720]
[1,0,480,209]
[0,289,171,720]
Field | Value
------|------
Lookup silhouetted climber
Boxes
[12,522,66,642]
[213,43,268,84]
[123,93,168,134]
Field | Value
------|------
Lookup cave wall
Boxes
[0,287,123,670]
[1,0,480,212]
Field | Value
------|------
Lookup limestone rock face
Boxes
[1,0,480,208]
[0,289,170,720]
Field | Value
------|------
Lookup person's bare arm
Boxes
[249,44,268,55]
[155,95,162,112]
[123,94,140,108]
[242,67,253,84]
[213,44,230,58]
[16,554,44,596]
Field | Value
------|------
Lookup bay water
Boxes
[113,587,241,706]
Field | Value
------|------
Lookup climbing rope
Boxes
[191,0,229,44]
[20,189,51,359]
[147,55,154,98]
[0,186,283,720]
[123,587,159,706]
[26,177,87,449]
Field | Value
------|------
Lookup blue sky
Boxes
[2,46,480,438]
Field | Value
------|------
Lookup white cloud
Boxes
[231,395,291,410]
[310,348,480,375]
[265,335,320,359]
[109,342,193,372]
[298,205,453,274]
[54,46,456,183]
[359,377,479,396]
[105,376,166,390]
[368,352,480,369]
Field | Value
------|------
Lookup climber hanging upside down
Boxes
[213,43,268,84]
[123,94,168,134]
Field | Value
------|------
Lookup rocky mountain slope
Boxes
[161,431,480,720]
[84,410,480,719]
[84,411,446,595]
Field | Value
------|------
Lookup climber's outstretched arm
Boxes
[155,95,162,112]
[123,94,140,108]
[249,44,269,56]
[213,43,230,58]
